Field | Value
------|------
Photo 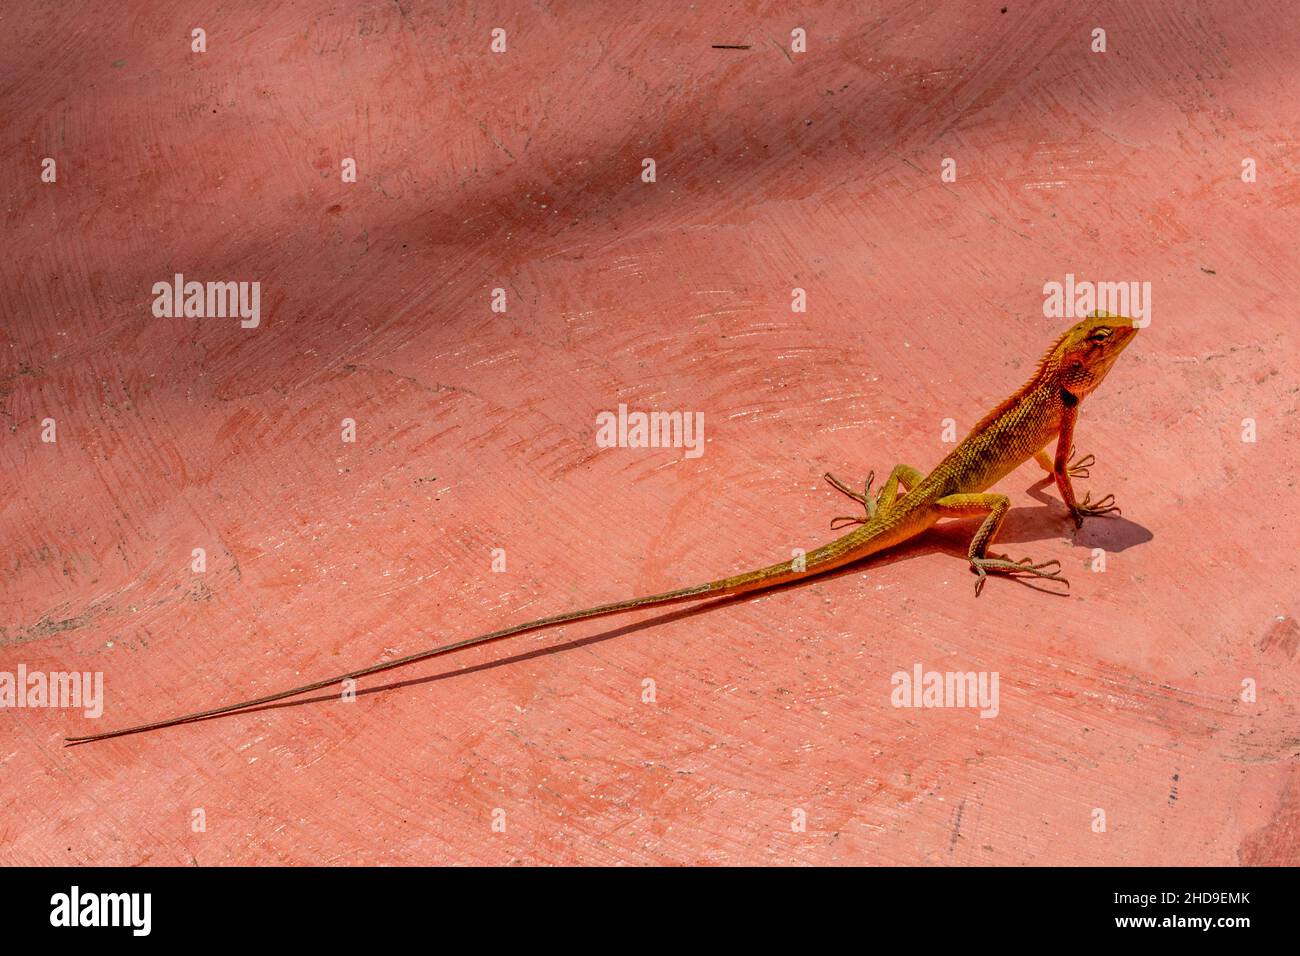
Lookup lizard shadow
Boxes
[172,566,884,727]
[199,486,1152,727]
[1019,475,1153,552]
[868,478,1152,556]
[62,479,1157,743]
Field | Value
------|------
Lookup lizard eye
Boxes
[1088,328,1112,341]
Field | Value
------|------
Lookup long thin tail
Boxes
[66,523,883,745]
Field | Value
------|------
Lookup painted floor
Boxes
[2,2,1297,865]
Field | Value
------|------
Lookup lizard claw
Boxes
[825,470,873,505]
[971,555,1069,595]
[989,552,1050,567]
[825,470,876,522]
[1066,451,1095,479]
[830,514,869,530]
[1071,491,1121,527]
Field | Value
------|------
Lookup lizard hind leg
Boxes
[873,463,925,516]
[935,492,1070,596]
[825,469,876,529]
[824,463,924,530]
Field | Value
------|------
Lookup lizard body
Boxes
[67,313,1137,744]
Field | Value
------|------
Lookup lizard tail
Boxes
[65,524,884,745]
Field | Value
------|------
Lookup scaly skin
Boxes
[68,313,1138,744]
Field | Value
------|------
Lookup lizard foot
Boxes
[825,470,876,527]
[970,555,1069,596]
[1043,445,1094,479]
[1070,491,1121,528]
[1065,448,1095,479]
[830,514,869,530]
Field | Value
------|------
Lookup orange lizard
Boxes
[68,313,1137,744]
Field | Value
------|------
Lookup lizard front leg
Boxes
[1045,400,1121,529]
[935,493,1069,595]
[824,464,923,529]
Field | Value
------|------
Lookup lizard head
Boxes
[1053,312,1138,398]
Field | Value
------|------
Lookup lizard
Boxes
[66,312,1138,745]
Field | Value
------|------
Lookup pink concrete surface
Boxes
[2,1,1297,866]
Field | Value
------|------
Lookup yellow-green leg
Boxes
[873,464,925,515]
[935,492,1069,595]
[824,464,923,530]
